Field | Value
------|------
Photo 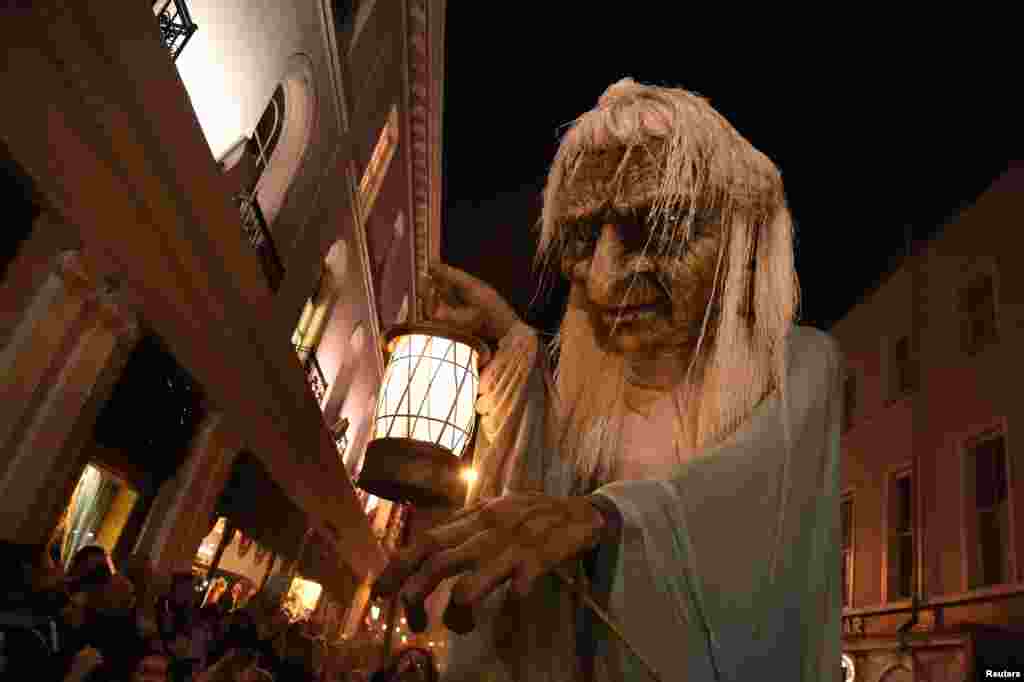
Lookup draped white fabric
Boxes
[443,322,843,682]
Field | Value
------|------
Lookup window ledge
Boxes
[884,392,916,408]
[843,582,1024,618]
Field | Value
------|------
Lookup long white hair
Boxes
[536,78,799,490]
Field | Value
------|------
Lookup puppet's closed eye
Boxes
[565,220,602,258]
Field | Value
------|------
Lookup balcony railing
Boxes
[294,344,327,405]
[152,0,198,61]
[237,193,285,292]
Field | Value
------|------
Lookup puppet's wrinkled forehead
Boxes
[553,143,667,225]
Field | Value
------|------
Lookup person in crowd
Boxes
[370,647,438,682]
[227,581,245,613]
[1,540,69,677]
[62,572,144,681]
[194,647,262,682]
[120,554,164,645]
[209,608,260,667]
[128,645,172,682]
[274,620,317,682]
[157,572,204,681]
[245,594,289,675]
[66,545,115,584]
[204,577,228,608]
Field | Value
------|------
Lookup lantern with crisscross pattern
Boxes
[358,323,489,507]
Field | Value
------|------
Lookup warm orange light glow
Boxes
[286,576,322,616]
[374,333,481,456]
[461,468,478,485]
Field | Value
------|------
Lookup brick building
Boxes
[833,163,1024,682]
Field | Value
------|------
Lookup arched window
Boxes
[250,85,285,185]
[236,57,316,230]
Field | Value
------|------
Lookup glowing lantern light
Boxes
[359,323,489,507]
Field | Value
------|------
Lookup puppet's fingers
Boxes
[449,545,522,609]
[510,535,577,599]
[443,598,476,635]
[373,511,486,599]
[433,300,484,333]
[373,534,444,598]
[400,529,498,615]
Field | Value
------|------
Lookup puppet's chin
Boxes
[595,318,671,355]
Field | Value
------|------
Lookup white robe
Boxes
[442,322,843,682]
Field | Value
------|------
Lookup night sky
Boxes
[440,11,1019,334]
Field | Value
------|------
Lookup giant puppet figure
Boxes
[375,78,843,681]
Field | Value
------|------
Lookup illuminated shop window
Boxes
[59,464,139,568]
[195,516,227,567]
[285,575,323,621]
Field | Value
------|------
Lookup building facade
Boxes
[833,163,1024,682]
[1,0,445,671]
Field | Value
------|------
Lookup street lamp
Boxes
[358,323,489,507]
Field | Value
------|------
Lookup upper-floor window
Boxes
[888,336,918,400]
[334,0,357,28]
[396,295,410,325]
[887,469,914,601]
[1,154,39,279]
[960,269,998,356]
[250,85,286,190]
[965,427,1012,589]
[358,105,399,220]
[841,494,854,607]
[843,373,857,434]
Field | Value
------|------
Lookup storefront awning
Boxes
[216,452,306,563]
[299,529,359,602]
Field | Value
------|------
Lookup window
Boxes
[1,152,40,279]
[333,0,357,28]
[843,373,857,433]
[59,464,139,569]
[965,429,1012,588]
[396,294,410,325]
[888,336,918,399]
[887,470,914,600]
[358,105,399,219]
[841,495,854,607]
[250,85,286,189]
[960,270,998,356]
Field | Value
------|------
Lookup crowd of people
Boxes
[2,541,437,682]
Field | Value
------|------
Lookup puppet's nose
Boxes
[587,223,643,303]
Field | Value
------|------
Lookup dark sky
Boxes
[440,11,1019,333]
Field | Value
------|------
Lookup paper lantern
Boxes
[358,323,489,507]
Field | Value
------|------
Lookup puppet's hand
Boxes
[372,493,607,633]
[420,264,521,344]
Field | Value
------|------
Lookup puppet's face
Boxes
[558,151,724,357]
